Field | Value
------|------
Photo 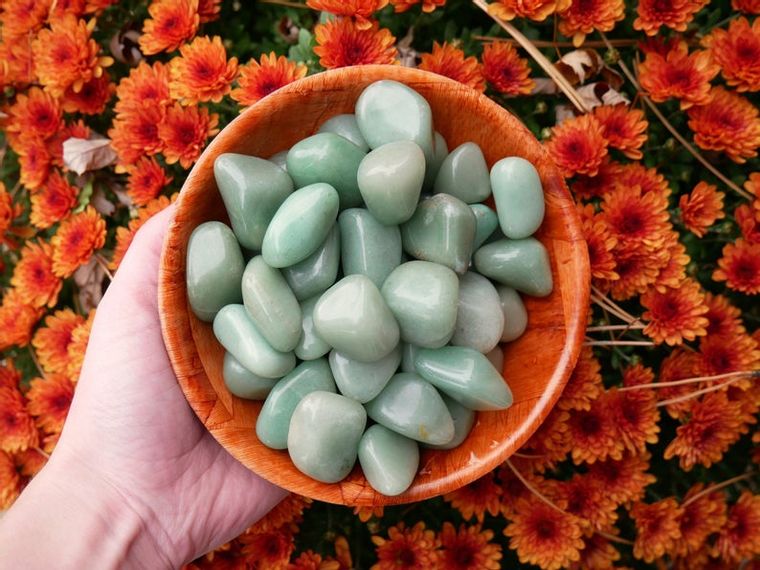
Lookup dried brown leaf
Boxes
[73,258,106,312]
[63,137,118,176]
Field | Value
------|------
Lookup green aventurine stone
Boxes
[426,394,476,450]
[490,157,545,239]
[434,142,491,204]
[261,183,340,268]
[214,154,294,251]
[186,221,244,322]
[295,296,331,361]
[355,80,435,163]
[358,424,419,496]
[223,352,278,400]
[486,346,504,371]
[357,141,425,226]
[318,114,370,152]
[213,305,295,379]
[269,150,288,171]
[256,359,336,450]
[470,204,499,250]
[423,131,449,190]
[400,343,419,373]
[282,225,340,301]
[339,209,402,289]
[242,256,302,352]
[473,238,553,297]
[498,286,528,342]
[450,272,504,354]
[329,345,402,404]
[286,133,366,208]
[313,275,400,363]
[381,261,458,349]
[288,391,367,483]
[414,346,513,411]
[401,194,476,274]
[365,373,454,445]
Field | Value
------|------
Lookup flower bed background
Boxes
[0,0,759,568]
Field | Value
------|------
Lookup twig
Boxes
[585,339,655,347]
[597,531,635,546]
[591,286,640,324]
[258,0,308,7]
[513,451,548,459]
[656,376,747,408]
[27,345,45,378]
[681,472,757,508]
[618,370,760,392]
[94,254,114,281]
[473,35,639,48]
[586,324,645,332]
[505,458,568,515]
[33,446,50,459]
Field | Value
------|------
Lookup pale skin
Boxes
[0,205,287,569]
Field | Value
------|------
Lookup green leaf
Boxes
[74,180,94,214]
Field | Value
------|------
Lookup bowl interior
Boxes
[158,65,590,506]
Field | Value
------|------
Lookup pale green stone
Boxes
[269,150,288,171]
[381,261,458,349]
[329,345,401,403]
[414,346,512,411]
[295,296,331,361]
[186,221,244,322]
[426,394,476,450]
[213,305,295,379]
[491,157,545,239]
[339,209,402,289]
[262,183,340,268]
[223,352,278,400]
[401,194,476,274]
[400,343,419,373]
[473,238,553,297]
[486,346,504,371]
[318,114,370,152]
[242,256,302,352]
[357,141,425,226]
[288,391,367,483]
[256,359,336,450]
[313,275,400,363]
[365,373,454,445]
[450,272,504,354]
[423,131,449,190]
[282,225,340,301]
[286,133,366,208]
[498,286,528,342]
[358,424,419,496]
[434,142,491,204]
[470,204,499,250]
[214,153,294,251]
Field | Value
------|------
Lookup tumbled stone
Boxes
[268,150,288,171]
[498,286,528,342]
[473,238,553,297]
[282,224,340,301]
[400,343,419,373]
[318,113,370,152]
[329,345,401,404]
[426,394,476,450]
[486,346,504,372]
[339,209,402,289]
[295,296,331,361]
[491,156,545,239]
[470,204,499,250]
[223,352,278,400]
[358,424,419,496]
[423,131,448,190]
[434,142,491,204]
[450,272,504,354]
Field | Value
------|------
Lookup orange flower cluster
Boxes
[231,53,307,109]
[419,42,485,92]
[702,17,760,93]
[488,0,571,22]
[307,0,389,28]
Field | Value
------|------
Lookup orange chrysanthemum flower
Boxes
[675,484,727,557]
[558,0,625,47]
[314,19,396,69]
[679,182,725,238]
[239,526,295,565]
[698,332,760,376]
[51,206,107,278]
[481,41,534,96]
[158,104,219,169]
[0,363,21,391]
[488,0,571,22]
[747,171,760,213]
[504,496,584,570]
[605,385,660,453]
[592,105,648,160]
[545,114,608,178]
[520,409,571,471]
[48,0,87,22]
[114,61,172,115]
[198,0,221,22]
[736,203,760,243]
[579,206,619,281]
[15,136,53,191]
[419,42,485,92]
[631,499,683,562]
[654,233,690,292]
[140,0,200,55]
[570,161,618,200]
[587,452,655,504]
[354,505,384,522]
[61,73,114,115]
[714,492,760,563]
[575,533,621,569]
[704,292,745,339]
[10,241,61,309]
[0,384,38,453]
[641,279,709,345]
[306,0,389,29]
[390,0,446,12]
[497,462,544,517]
[32,309,85,376]
[66,310,94,380]
[0,0,48,38]
[5,87,62,146]
[634,0,707,35]
[443,472,502,523]
[566,392,624,464]
[108,105,166,167]
[601,184,670,249]
[126,157,173,207]
[231,53,307,108]
[26,374,75,435]
[0,289,43,351]
[659,349,702,420]
[733,0,760,11]
[0,450,22,510]
[554,473,618,531]
[169,35,238,104]
[438,523,502,570]
[601,241,667,300]
[15,446,48,478]
[558,346,603,411]
[371,522,440,570]
[687,87,760,163]
[0,39,36,89]
[248,494,311,534]
[111,195,175,269]
[612,160,670,197]
[713,239,760,294]
[30,171,79,230]
[703,17,760,93]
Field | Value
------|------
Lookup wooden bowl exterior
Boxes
[158,65,590,506]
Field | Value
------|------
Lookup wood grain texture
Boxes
[158,65,590,506]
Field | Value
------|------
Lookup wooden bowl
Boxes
[158,65,590,506]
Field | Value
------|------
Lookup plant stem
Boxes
[618,370,760,392]
[584,340,654,347]
[27,345,45,378]
[681,472,756,508]
[656,376,748,407]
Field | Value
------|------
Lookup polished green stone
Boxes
[473,238,553,297]
[223,352,278,400]
[381,261,458,349]
[213,305,295,379]
[470,204,499,250]
[400,343,419,373]
[491,157,545,239]
[295,296,331,361]
[288,391,366,483]
[358,424,419,496]
[329,344,402,403]
[318,114,370,152]
[261,183,340,268]
[214,153,294,251]
[357,141,425,226]
[365,373,454,445]
[186,221,244,322]
[313,275,400,363]
[269,150,288,171]
[426,394,476,451]
[486,346,504,371]
[450,272,504,354]
[414,346,512,411]
[282,224,340,301]
[423,131,449,190]
[401,194,476,274]
[355,80,435,163]
[286,133,366,209]
[256,359,336,450]
[434,142,491,204]
[498,286,528,342]
[339,209,402,289]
